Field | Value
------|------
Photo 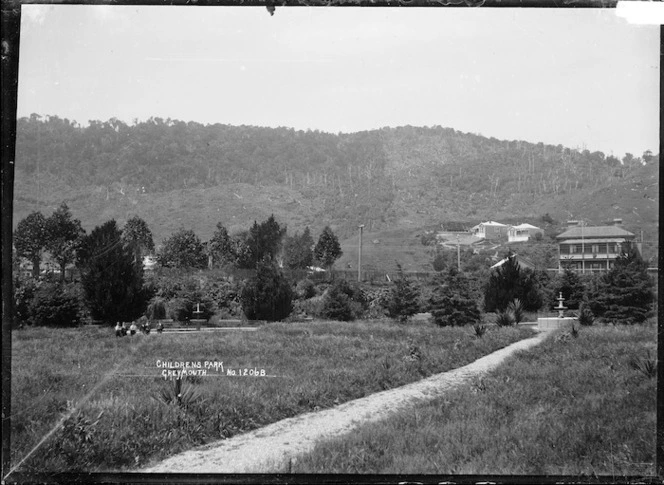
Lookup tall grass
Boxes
[292,323,656,476]
[10,320,534,472]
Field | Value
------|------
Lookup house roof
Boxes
[481,221,507,227]
[511,223,541,230]
[556,225,635,239]
[490,254,536,270]
[560,238,627,244]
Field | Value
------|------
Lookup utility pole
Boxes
[357,224,364,282]
[456,234,460,271]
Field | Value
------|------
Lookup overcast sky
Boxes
[18,5,659,158]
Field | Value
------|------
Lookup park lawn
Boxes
[292,322,656,477]
[9,319,534,472]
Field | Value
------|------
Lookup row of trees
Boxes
[157,216,343,271]
[13,204,654,327]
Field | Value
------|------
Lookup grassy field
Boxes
[292,322,657,477]
[9,319,533,472]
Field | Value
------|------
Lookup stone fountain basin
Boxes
[537,317,577,331]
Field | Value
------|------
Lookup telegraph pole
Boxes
[456,234,460,271]
[357,224,364,282]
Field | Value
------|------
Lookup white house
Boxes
[507,223,544,243]
[471,221,509,240]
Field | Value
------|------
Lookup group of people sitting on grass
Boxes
[115,317,164,337]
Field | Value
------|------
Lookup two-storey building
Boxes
[556,219,636,273]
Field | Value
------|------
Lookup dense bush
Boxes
[320,283,354,321]
[27,282,82,327]
[577,302,594,326]
[429,269,480,327]
[295,278,317,300]
[320,279,368,321]
[146,297,167,321]
[241,259,293,321]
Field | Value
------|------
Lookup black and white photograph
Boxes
[3,3,659,480]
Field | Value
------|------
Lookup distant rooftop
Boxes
[556,225,635,239]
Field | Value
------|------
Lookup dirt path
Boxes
[143,329,550,473]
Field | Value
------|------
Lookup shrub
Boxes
[495,311,515,327]
[473,324,487,338]
[629,351,657,379]
[241,259,293,321]
[320,283,354,321]
[155,377,206,410]
[28,282,82,327]
[577,303,594,326]
[295,279,317,300]
[507,299,525,324]
[146,297,167,321]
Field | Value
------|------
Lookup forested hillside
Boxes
[13,115,658,243]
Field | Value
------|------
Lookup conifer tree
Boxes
[14,211,49,278]
[589,243,654,324]
[79,220,148,323]
[314,226,342,270]
[429,268,480,326]
[387,263,420,323]
[553,268,585,310]
[241,258,293,321]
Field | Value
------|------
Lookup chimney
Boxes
[613,218,622,226]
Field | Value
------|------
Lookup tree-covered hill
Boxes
[13,115,658,247]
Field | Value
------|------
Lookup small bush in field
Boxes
[155,377,206,410]
[495,311,515,327]
[473,324,487,338]
[577,303,594,326]
[629,351,657,378]
[507,299,524,324]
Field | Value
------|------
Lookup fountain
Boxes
[191,302,207,331]
[537,292,577,331]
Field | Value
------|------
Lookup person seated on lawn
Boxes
[129,321,138,336]
[156,321,164,333]
[115,322,123,337]
[121,322,128,336]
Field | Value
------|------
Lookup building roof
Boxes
[511,223,541,230]
[490,254,536,270]
[481,221,508,227]
[556,225,635,239]
[560,238,627,244]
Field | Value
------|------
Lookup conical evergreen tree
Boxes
[79,220,148,323]
[240,258,293,321]
[387,263,420,323]
[429,268,480,327]
[589,243,654,324]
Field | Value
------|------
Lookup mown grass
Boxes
[291,322,656,477]
[10,320,534,472]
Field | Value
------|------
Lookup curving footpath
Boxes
[142,329,551,473]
